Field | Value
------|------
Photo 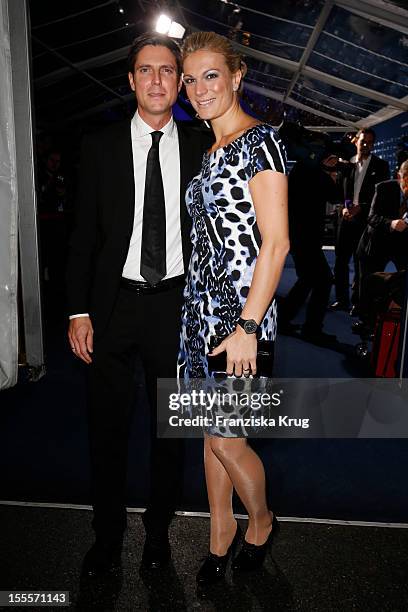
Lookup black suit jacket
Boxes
[66,118,212,336]
[288,161,340,249]
[342,154,390,226]
[357,179,408,262]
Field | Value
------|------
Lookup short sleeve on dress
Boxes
[246,125,287,181]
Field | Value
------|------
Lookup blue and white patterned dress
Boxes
[178,123,287,379]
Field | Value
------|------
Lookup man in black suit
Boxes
[330,128,389,312]
[66,33,212,576]
[278,155,339,346]
[355,160,408,329]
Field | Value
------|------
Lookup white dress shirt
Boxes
[69,112,183,319]
[122,111,183,281]
[352,154,371,205]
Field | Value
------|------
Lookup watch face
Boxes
[244,319,258,334]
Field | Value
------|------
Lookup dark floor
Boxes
[1,505,407,612]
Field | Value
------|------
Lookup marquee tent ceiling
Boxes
[28,0,408,129]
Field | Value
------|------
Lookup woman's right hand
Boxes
[208,327,257,376]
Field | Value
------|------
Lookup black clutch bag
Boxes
[207,335,274,378]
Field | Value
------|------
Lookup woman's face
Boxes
[182,50,240,121]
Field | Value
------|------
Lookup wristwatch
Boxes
[238,318,259,334]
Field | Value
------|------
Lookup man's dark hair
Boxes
[358,127,376,142]
[127,32,182,76]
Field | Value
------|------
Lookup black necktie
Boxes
[140,131,166,285]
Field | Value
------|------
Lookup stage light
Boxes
[168,21,185,39]
[156,14,172,34]
[155,14,185,39]
[118,3,125,14]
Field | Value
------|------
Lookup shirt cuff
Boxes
[69,313,90,320]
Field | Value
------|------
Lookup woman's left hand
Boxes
[208,327,257,376]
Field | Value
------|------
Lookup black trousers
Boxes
[334,219,364,306]
[87,283,185,542]
[282,246,333,332]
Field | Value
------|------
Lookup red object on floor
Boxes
[371,310,401,377]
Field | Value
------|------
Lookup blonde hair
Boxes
[399,160,408,177]
[182,31,247,92]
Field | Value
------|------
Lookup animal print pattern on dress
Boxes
[178,123,287,378]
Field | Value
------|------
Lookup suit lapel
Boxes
[361,155,384,194]
[361,156,375,192]
[177,122,195,214]
[111,119,135,239]
[176,121,198,271]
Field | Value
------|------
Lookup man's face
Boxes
[356,131,375,158]
[398,171,408,197]
[128,45,181,121]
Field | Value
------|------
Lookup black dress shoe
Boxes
[352,321,374,341]
[232,514,279,572]
[196,522,242,585]
[349,305,360,317]
[82,541,122,578]
[141,532,171,570]
[329,301,350,312]
[352,320,366,335]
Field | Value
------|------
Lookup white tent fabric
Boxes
[0,0,19,390]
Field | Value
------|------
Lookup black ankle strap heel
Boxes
[232,514,279,572]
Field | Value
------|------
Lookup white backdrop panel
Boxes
[0,0,18,390]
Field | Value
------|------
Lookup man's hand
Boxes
[390,219,407,232]
[68,316,94,364]
[343,204,360,220]
[388,300,401,310]
[322,155,338,182]
[348,204,361,219]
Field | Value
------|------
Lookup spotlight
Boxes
[168,21,185,39]
[155,14,185,39]
[156,14,172,34]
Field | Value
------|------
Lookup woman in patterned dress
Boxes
[179,32,289,583]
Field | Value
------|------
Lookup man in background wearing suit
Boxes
[66,33,211,577]
[354,160,408,333]
[330,128,389,314]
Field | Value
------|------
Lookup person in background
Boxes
[354,160,408,335]
[330,128,389,315]
[278,153,340,346]
[38,149,69,291]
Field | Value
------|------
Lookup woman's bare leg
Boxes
[204,436,237,555]
[209,438,272,544]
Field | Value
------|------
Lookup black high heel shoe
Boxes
[232,513,279,572]
[196,522,242,585]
